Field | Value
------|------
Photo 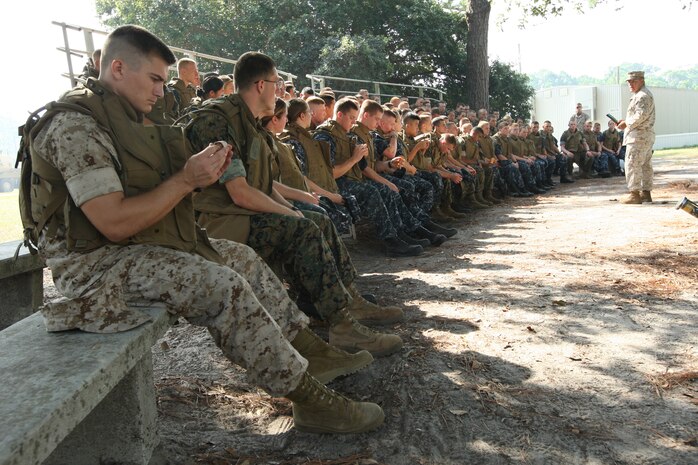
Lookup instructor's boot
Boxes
[291,327,374,384]
[329,312,404,357]
[641,190,653,203]
[620,190,642,204]
[287,372,385,433]
[348,284,404,326]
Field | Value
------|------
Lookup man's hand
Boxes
[617,120,627,130]
[183,142,231,190]
[464,166,476,175]
[386,181,399,193]
[352,144,369,161]
[451,172,463,183]
[327,192,345,205]
[417,139,430,151]
[390,156,406,169]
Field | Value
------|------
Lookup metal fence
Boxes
[306,74,446,105]
[53,22,446,105]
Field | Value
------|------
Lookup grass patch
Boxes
[0,189,21,242]
[654,146,698,159]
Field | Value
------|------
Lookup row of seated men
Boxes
[53,36,626,435]
[149,66,625,261]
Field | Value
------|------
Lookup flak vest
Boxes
[509,136,526,157]
[402,133,431,170]
[492,134,513,160]
[528,132,544,154]
[523,138,538,157]
[315,120,360,182]
[603,129,620,151]
[272,133,308,192]
[461,135,481,162]
[188,95,275,244]
[479,135,496,161]
[542,131,558,155]
[561,130,584,152]
[415,132,440,167]
[27,78,219,262]
[281,123,338,193]
[582,131,598,151]
[167,78,197,113]
[350,122,377,171]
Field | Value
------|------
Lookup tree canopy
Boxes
[97,0,470,98]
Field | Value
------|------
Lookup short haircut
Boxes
[432,116,447,127]
[441,134,457,146]
[101,25,176,71]
[261,97,287,127]
[301,86,314,95]
[287,98,309,123]
[418,114,431,127]
[403,112,420,125]
[471,127,484,136]
[498,121,509,129]
[177,57,196,73]
[382,108,397,120]
[306,96,325,107]
[320,94,335,105]
[92,49,102,62]
[543,120,551,125]
[531,120,539,125]
[360,100,383,117]
[234,51,276,92]
[334,97,359,117]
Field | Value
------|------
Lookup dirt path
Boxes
[51,155,698,464]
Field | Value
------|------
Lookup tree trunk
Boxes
[465,0,491,110]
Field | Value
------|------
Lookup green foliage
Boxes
[529,64,698,90]
[488,60,535,119]
[96,0,469,101]
[316,35,394,81]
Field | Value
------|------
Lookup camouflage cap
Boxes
[626,71,645,81]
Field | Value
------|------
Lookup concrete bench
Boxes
[0,241,45,330]
[0,304,171,465]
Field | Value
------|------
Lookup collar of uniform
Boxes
[88,78,143,123]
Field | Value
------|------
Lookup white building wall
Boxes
[532,85,698,149]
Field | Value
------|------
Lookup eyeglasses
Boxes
[255,78,285,90]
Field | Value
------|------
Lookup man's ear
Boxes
[110,59,125,81]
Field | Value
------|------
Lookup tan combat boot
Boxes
[347,285,404,326]
[620,190,642,204]
[287,372,385,433]
[641,190,653,203]
[475,191,494,206]
[442,203,468,219]
[291,327,374,384]
[329,312,403,357]
[462,193,490,209]
[484,191,502,204]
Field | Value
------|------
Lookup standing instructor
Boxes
[618,71,656,204]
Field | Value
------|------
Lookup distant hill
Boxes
[528,63,698,91]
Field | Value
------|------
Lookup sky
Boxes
[0,0,695,124]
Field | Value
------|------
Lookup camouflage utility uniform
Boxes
[31,87,308,397]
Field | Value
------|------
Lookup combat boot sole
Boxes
[309,350,374,384]
[288,373,385,434]
[329,320,404,357]
[292,402,385,434]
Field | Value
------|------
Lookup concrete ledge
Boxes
[0,305,170,465]
[0,241,45,330]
